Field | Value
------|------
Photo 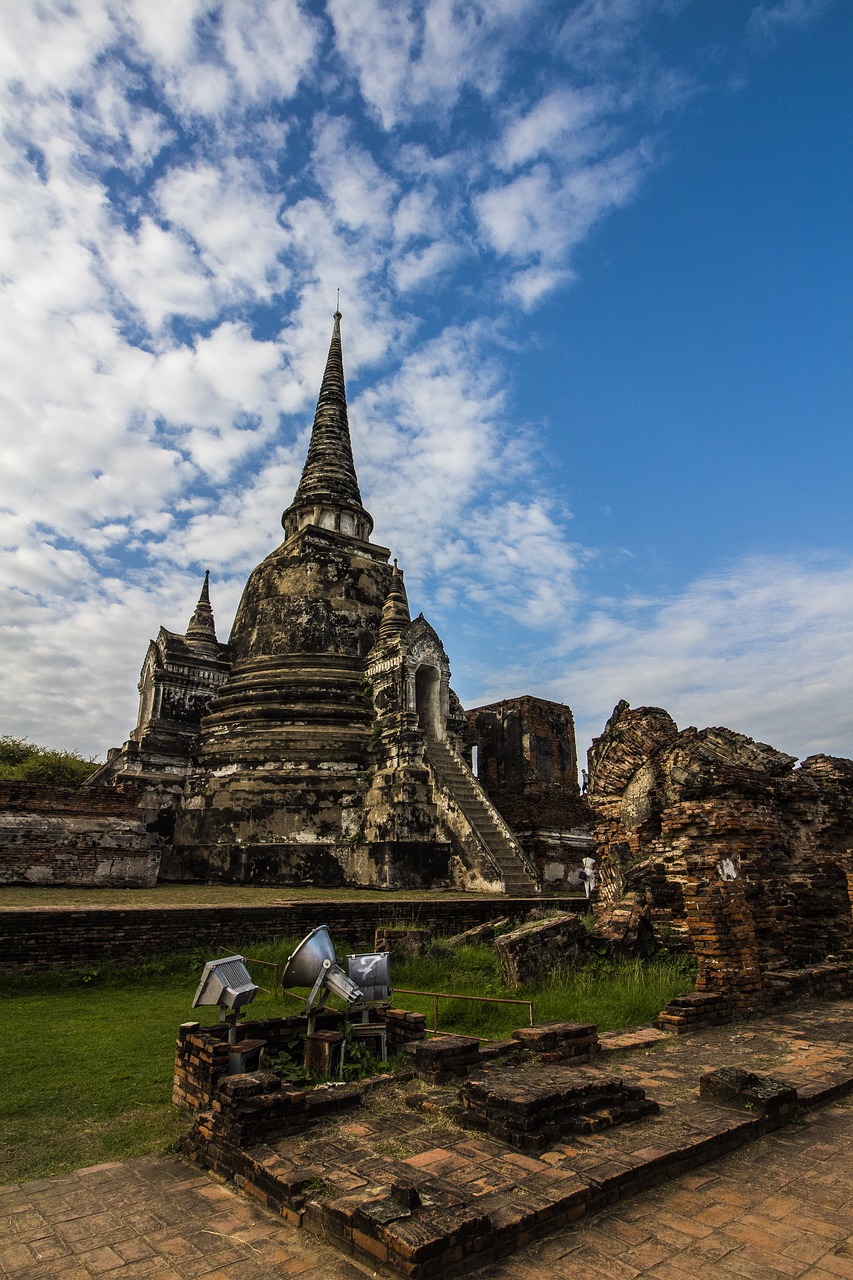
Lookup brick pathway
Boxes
[2,1001,853,1279]
[483,1096,853,1280]
[0,1156,372,1280]
[2,1098,852,1279]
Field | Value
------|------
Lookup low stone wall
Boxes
[656,962,853,1031]
[0,781,161,889]
[0,897,584,973]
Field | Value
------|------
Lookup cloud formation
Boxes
[0,0,848,770]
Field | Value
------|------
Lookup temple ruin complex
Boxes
[3,310,853,1013]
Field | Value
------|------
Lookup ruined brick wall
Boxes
[466,697,595,887]
[0,781,161,888]
[0,897,585,973]
[585,703,853,1000]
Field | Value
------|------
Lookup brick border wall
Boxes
[0,780,162,889]
[0,898,585,973]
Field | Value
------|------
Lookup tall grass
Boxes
[390,945,696,1039]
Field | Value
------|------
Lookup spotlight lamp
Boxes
[192,954,259,1043]
[282,926,363,1013]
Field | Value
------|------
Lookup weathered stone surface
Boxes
[586,701,853,1009]
[459,1063,658,1150]
[699,1067,798,1122]
[0,780,163,887]
[404,1035,481,1083]
[494,913,589,985]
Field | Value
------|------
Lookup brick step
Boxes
[457,1067,661,1152]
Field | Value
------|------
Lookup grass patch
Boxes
[2,941,695,1185]
[1,955,281,1184]
[392,944,696,1039]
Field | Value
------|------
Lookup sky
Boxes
[0,0,851,770]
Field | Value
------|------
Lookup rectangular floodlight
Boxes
[192,955,259,1012]
[345,952,391,1003]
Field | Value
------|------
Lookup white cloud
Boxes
[217,0,320,103]
[125,0,320,119]
[747,0,833,46]
[498,86,617,171]
[327,0,532,130]
[556,554,853,763]
[106,216,218,331]
[152,160,291,303]
[0,0,845,776]
[311,115,396,236]
[476,144,650,306]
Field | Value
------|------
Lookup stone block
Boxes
[494,914,589,985]
[404,1035,480,1082]
[699,1067,798,1122]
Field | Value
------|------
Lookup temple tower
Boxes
[100,310,540,893]
[165,312,395,883]
[89,571,231,785]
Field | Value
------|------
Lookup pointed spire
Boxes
[377,560,411,642]
[185,570,219,653]
[282,310,374,541]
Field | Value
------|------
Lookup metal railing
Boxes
[394,987,534,1039]
[229,954,536,1042]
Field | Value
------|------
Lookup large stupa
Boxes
[95,312,539,893]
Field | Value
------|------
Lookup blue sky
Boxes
[0,0,851,767]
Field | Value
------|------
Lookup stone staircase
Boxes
[426,738,540,895]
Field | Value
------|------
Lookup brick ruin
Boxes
[0,780,164,888]
[465,696,594,889]
[170,999,853,1278]
[2,309,853,1021]
[585,699,853,1012]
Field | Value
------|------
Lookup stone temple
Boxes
[92,312,542,893]
[4,308,853,1004]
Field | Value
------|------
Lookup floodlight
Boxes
[192,954,259,1043]
[282,926,363,1013]
[345,952,392,1004]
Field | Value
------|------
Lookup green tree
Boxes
[0,736,100,786]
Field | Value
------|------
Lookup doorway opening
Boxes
[415,665,442,740]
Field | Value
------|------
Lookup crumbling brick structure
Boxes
[0,780,166,888]
[586,700,853,1009]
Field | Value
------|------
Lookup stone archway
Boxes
[415,664,442,740]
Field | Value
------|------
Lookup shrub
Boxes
[0,735,100,785]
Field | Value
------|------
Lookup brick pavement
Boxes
[2,1001,853,1279]
[481,1096,853,1280]
[2,1098,852,1279]
[0,1155,373,1280]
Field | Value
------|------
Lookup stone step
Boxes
[426,741,539,892]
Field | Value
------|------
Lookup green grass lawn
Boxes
[2,941,695,1185]
[1,968,283,1185]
